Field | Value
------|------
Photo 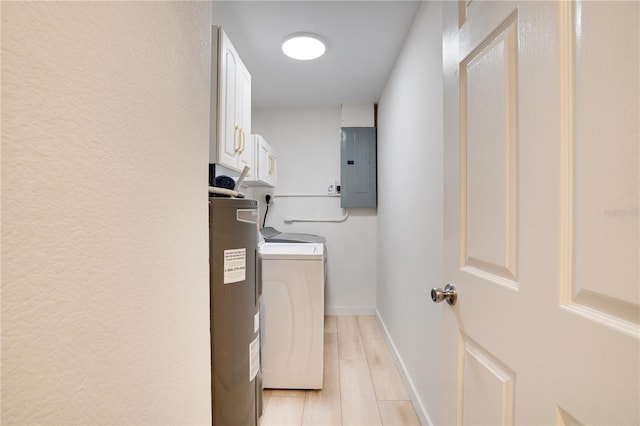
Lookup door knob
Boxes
[431,284,457,305]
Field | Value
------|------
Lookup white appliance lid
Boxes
[259,242,324,260]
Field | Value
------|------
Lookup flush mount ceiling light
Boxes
[282,33,326,60]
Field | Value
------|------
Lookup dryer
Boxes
[259,242,325,389]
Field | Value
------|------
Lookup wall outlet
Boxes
[328,180,337,194]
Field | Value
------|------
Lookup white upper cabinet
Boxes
[246,134,277,187]
[211,26,253,176]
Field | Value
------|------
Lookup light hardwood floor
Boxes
[261,315,421,426]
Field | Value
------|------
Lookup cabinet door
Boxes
[237,59,253,177]
[256,135,277,187]
[218,29,241,170]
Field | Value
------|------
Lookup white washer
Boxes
[259,242,325,389]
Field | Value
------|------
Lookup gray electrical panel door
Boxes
[340,127,377,208]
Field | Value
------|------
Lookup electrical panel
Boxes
[340,127,377,208]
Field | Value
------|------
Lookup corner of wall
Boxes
[374,310,436,426]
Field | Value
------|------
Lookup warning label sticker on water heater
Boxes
[223,248,246,284]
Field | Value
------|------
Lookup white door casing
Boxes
[442,1,639,424]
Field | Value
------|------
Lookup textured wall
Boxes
[1,2,212,424]
[376,2,444,424]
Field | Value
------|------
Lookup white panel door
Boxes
[441,1,639,424]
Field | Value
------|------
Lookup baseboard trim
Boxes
[374,310,434,426]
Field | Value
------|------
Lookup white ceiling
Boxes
[212,1,422,109]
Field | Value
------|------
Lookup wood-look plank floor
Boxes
[261,315,420,426]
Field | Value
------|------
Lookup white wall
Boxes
[376,2,444,424]
[1,2,212,424]
[251,108,377,314]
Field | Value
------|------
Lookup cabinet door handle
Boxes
[268,155,274,175]
[234,125,242,153]
[240,128,246,154]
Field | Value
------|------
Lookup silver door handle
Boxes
[431,284,457,305]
